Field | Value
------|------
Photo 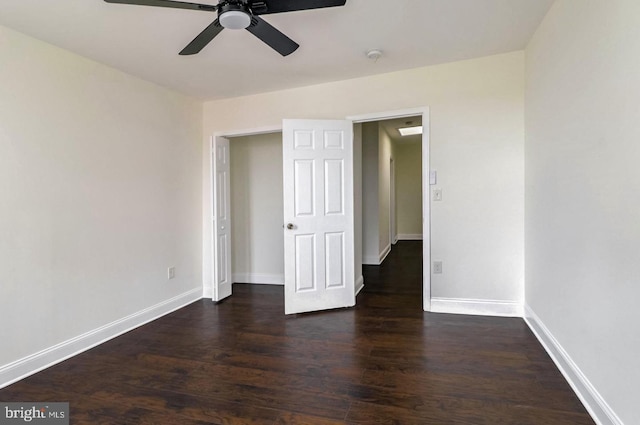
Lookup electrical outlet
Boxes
[433,261,443,274]
[432,188,442,202]
[168,267,176,280]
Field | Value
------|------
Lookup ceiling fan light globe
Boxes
[219,10,251,30]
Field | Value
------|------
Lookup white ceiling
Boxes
[380,116,423,144]
[0,0,554,101]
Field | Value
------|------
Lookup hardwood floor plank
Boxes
[275,412,349,425]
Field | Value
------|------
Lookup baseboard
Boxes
[524,305,623,425]
[232,273,284,285]
[431,297,523,317]
[355,275,364,296]
[203,285,212,299]
[379,243,391,264]
[397,233,423,241]
[362,255,379,265]
[0,288,202,390]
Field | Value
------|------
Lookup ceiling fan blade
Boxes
[104,0,216,12]
[246,17,299,56]
[179,19,224,55]
[249,0,346,15]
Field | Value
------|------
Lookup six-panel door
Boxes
[212,136,232,302]
[282,119,355,314]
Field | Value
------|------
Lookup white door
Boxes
[212,136,232,302]
[283,119,355,314]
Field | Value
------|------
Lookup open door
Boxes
[283,119,355,314]
[212,136,232,302]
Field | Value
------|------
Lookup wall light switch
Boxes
[168,267,176,280]
[430,170,437,185]
[433,261,443,274]
[432,188,442,202]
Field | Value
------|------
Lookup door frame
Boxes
[209,125,282,299]
[348,107,431,311]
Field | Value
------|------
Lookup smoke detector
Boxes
[366,49,383,62]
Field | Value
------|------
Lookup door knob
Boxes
[286,223,295,230]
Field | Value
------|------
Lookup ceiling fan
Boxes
[104,0,347,56]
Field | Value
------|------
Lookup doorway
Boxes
[356,115,424,307]
[209,107,430,311]
[359,116,423,266]
[349,108,430,310]
[214,121,357,315]
[227,132,285,286]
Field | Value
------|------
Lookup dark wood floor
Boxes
[1,241,594,424]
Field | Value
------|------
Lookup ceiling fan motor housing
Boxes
[218,0,252,29]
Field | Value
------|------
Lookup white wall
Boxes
[0,25,203,373]
[361,122,395,264]
[395,141,423,238]
[229,133,284,283]
[361,122,380,264]
[378,125,393,255]
[525,1,640,424]
[203,51,525,305]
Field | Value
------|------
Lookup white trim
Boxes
[213,124,282,138]
[232,273,284,285]
[397,233,423,241]
[203,285,213,299]
[379,243,391,264]
[431,297,523,317]
[348,107,429,123]
[209,136,217,301]
[421,109,431,311]
[392,235,399,244]
[362,255,380,265]
[0,288,202,390]
[362,245,392,266]
[355,275,364,296]
[524,305,623,425]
